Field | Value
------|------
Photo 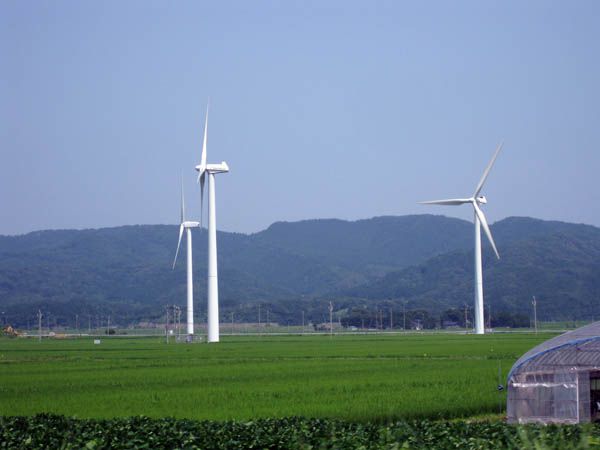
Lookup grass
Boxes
[0,333,554,422]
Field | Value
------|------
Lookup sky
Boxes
[1,1,599,236]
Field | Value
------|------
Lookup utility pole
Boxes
[165,305,169,343]
[301,310,305,333]
[488,304,492,331]
[231,311,234,335]
[258,303,261,332]
[497,361,503,414]
[107,315,111,336]
[390,307,393,330]
[176,305,181,339]
[38,310,42,342]
[88,315,91,334]
[403,301,407,331]
[173,306,177,339]
[532,296,538,334]
[329,301,333,337]
[75,314,79,336]
[464,304,468,332]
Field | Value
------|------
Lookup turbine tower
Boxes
[420,143,503,335]
[195,105,229,343]
[172,181,199,340]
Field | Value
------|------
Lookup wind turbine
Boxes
[420,143,503,335]
[172,181,199,340]
[195,104,229,343]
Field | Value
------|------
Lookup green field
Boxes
[0,333,553,422]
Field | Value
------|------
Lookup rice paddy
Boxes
[0,333,553,422]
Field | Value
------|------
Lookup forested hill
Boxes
[341,217,600,321]
[252,215,472,273]
[0,215,599,326]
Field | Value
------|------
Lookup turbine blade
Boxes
[419,198,471,206]
[180,178,185,223]
[172,225,184,269]
[474,142,503,197]
[201,104,208,168]
[473,202,500,259]
[200,172,206,228]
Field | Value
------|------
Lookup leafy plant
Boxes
[2,415,600,450]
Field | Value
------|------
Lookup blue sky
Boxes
[1,1,599,235]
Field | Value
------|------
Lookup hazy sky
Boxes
[2,1,599,236]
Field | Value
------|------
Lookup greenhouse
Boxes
[507,321,600,424]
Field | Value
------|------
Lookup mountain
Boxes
[340,217,600,321]
[1,215,599,327]
[253,215,473,275]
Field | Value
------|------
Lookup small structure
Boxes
[507,321,600,424]
[2,325,20,337]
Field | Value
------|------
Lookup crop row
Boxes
[1,414,600,449]
[0,335,534,420]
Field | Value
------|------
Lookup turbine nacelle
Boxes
[195,162,229,174]
[173,183,200,269]
[182,221,200,228]
[476,196,487,205]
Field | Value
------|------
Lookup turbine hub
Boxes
[477,195,487,204]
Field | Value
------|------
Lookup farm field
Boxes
[0,333,553,422]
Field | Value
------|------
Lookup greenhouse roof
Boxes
[508,321,600,381]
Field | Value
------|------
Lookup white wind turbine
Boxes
[420,143,503,335]
[195,105,229,343]
[172,181,199,340]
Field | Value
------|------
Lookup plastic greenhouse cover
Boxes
[508,321,600,381]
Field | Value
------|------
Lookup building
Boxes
[507,321,600,424]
